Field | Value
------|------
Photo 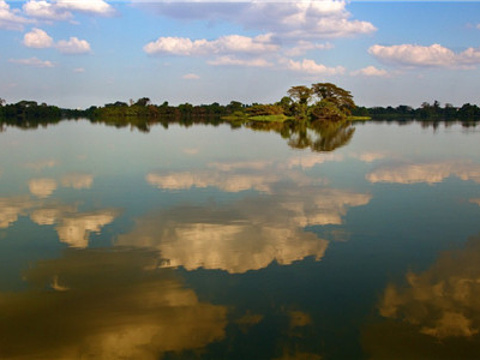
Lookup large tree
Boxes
[287,86,313,120]
[311,83,355,120]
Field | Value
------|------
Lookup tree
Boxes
[311,82,355,115]
[287,86,312,106]
[287,86,313,119]
[134,97,151,107]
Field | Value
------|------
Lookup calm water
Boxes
[1,120,480,359]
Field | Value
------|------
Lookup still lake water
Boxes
[1,119,480,359]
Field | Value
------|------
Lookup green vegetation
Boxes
[2,83,480,135]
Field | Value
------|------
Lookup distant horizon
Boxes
[3,94,479,112]
[1,1,480,109]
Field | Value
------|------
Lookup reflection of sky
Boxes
[2,121,480,358]
[367,161,480,185]
[0,248,227,360]
[122,157,371,273]
[363,234,480,358]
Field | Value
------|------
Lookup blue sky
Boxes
[1,1,480,109]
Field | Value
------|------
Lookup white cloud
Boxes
[23,0,72,21]
[9,57,55,68]
[56,36,91,54]
[73,67,85,73]
[141,1,376,40]
[144,34,279,56]
[208,56,273,67]
[182,73,200,80]
[284,41,334,57]
[350,65,389,77]
[23,27,54,48]
[0,0,30,30]
[23,28,91,54]
[369,43,480,68]
[55,0,114,16]
[285,58,345,75]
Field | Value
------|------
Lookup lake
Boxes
[1,119,480,359]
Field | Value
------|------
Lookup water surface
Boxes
[1,120,480,359]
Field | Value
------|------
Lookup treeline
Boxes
[0,100,63,129]
[2,93,480,131]
[353,101,480,122]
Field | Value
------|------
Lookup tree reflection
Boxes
[250,119,355,153]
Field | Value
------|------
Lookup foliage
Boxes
[285,83,356,123]
[2,86,480,134]
[311,82,355,115]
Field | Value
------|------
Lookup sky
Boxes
[1,0,480,109]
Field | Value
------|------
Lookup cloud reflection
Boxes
[60,173,94,189]
[363,233,480,358]
[117,185,370,273]
[0,194,117,248]
[0,196,33,228]
[366,161,480,185]
[31,206,118,248]
[28,178,58,198]
[0,248,227,360]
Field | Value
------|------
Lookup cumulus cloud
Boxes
[285,58,345,75]
[22,0,72,21]
[0,0,31,30]
[140,1,375,40]
[366,161,480,185]
[350,65,388,77]
[23,28,91,54]
[55,0,114,15]
[207,56,273,67]
[9,56,54,68]
[0,248,227,359]
[56,36,91,54]
[144,34,279,56]
[369,43,480,68]
[23,27,53,48]
[142,1,373,70]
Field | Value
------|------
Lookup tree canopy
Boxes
[285,82,356,122]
